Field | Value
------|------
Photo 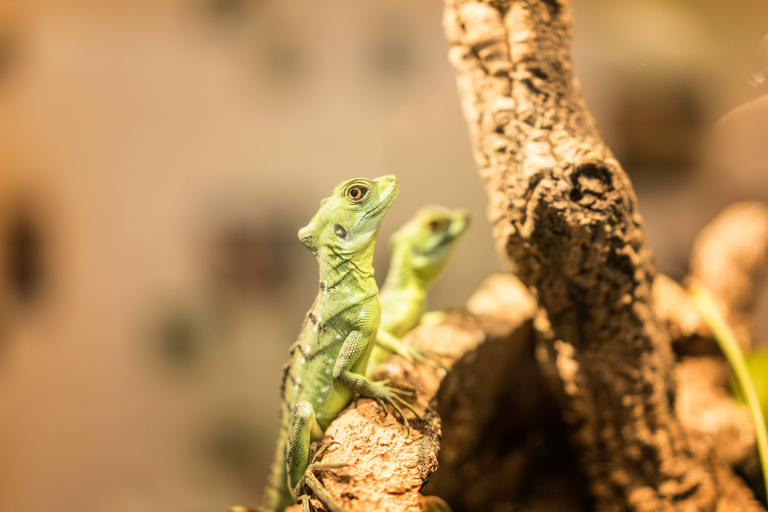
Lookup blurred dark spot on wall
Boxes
[158,311,203,367]
[205,0,250,20]
[210,220,296,300]
[367,19,415,84]
[0,27,19,86]
[154,306,226,370]
[263,39,304,81]
[371,36,412,79]
[203,415,262,487]
[4,204,44,304]
[612,80,706,185]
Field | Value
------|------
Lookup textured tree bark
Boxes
[442,0,762,510]
[653,275,716,357]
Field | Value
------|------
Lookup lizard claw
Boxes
[389,342,445,370]
[368,381,420,433]
[410,347,446,370]
[372,379,414,396]
[296,460,350,512]
[311,440,341,464]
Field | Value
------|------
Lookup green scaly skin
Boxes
[367,206,469,376]
[262,175,417,512]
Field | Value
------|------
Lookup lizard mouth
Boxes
[361,178,399,223]
[374,179,399,212]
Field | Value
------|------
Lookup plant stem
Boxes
[689,283,768,497]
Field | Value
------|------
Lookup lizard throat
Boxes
[316,245,376,290]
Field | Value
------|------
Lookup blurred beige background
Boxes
[0,1,765,511]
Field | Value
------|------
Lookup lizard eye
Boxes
[346,185,369,202]
[427,220,444,231]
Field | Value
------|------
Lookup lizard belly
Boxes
[296,357,353,431]
[285,295,378,432]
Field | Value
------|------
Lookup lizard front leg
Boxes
[286,402,347,512]
[333,330,419,429]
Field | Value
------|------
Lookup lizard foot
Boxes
[309,440,341,464]
[390,343,444,370]
[369,380,420,433]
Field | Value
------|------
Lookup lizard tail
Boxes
[262,419,294,512]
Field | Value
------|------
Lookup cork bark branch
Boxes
[442,0,762,510]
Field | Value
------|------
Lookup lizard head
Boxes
[390,206,469,284]
[298,175,399,256]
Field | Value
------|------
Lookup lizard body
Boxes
[262,175,414,512]
[368,206,469,375]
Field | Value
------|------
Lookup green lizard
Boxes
[368,206,469,376]
[262,175,417,512]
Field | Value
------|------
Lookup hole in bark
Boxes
[670,481,701,502]
[530,67,549,81]
[606,250,634,277]
[522,78,549,102]
[574,161,613,186]
[666,384,676,411]
[540,0,561,17]
[569,187,583,203]
[567,161,616,209]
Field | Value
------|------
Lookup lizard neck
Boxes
[316,241,377,291]
[382,246,427,295]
